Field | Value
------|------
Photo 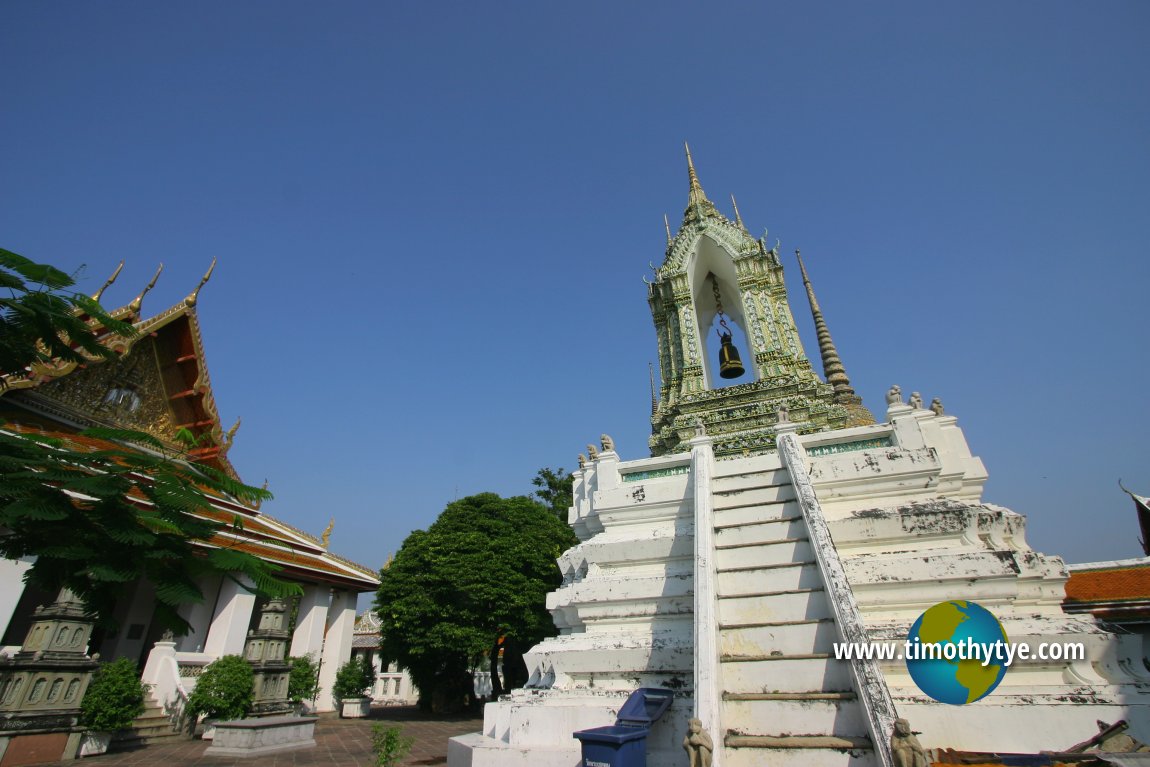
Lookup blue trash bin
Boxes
[573,688,674,767]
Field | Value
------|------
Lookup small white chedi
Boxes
[449,148,1150,767]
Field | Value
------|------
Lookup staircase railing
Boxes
[777,432,896,767]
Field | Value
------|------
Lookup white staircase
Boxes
[711,461,876,767]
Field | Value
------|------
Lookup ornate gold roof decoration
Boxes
[92,261,124,302]
[184,258,217,308]
[127,263,164,315]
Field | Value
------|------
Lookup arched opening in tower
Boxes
[689,235,756,390]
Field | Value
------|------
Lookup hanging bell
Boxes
[718,331,746,379]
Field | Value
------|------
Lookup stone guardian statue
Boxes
[890,718,927,767]
[683,718,714,767]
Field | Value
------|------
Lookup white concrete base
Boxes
[202,715,317,757]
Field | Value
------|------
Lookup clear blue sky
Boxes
[3,2,1148,594]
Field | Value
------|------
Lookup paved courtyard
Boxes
[52,707,484,767]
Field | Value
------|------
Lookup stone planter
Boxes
[340,696,371,718]
[79,731,113,757]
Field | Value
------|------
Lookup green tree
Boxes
[0,249,300,634]
[185,655,254,722]
[375,493,577,712]
[532,467,574,521]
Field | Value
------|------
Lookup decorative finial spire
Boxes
[730,194,747,232]
[795,249,859,404]
[685,141,707,206]
[128,264,164,314]
[321,517,334,548]
[682,143,718,223]
[92,261,124,302]
[184,258,217,307]
[664,214,672,246]
[649,362,658,415]
[223,416,241,451]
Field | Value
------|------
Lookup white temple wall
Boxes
[176,574,222,653]
[316,589,356,712]
[289,583,331,659]
[202,574,257,658]
[0,556,33,652]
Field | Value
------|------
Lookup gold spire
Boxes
[321,517,334,548]
[128,264,164,314]
[730,194,747,231]
[685,141,708,206]
[184,258,217,308]
[682,142,719,223]
[794,249,859,406]
[664,214,672,246]
[92,261,124,302]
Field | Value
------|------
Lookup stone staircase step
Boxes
[714,512,801,531]
[713,501,798,528]
[717,562,821,596]
[727,734,872,749]
[721,619,838,656]
[713,485,797,511]
[711,467,790,487]
[720,655,852,693]
[723,697,867,737]
[715,517,806,547]
[718,588,831,625]
[715,537,812,569]
[724,691,857,701]
[723,748,877,767]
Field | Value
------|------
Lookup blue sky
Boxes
[3,2,1148,594]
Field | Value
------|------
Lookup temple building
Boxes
[0,264,379,717]
[449,149,1150,766]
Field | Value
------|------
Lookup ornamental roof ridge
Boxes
[660,214,761,276]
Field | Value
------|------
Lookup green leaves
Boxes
[374,492,577,709]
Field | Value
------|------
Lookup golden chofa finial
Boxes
[321,517,334,548]
[92,261,124,302]
[664,214,672,246]
[731,194,747,231]
[184,258,217,308]
[223,416,241,450]
[128,263,164,314]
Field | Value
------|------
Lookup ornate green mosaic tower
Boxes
[648,146,874,458]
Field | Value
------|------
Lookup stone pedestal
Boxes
[202,715,317,757]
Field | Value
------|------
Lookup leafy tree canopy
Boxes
[375,492,577,711]
[0,249,300,634]
[532,467,574,521]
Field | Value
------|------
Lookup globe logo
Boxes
[905,600,1009,705]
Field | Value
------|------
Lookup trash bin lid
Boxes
[573,724,649,744]
[615,687,674,727]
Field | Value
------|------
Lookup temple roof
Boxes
[0,414,379,590]
[1063,558,1150,624]
[1,274,379,592]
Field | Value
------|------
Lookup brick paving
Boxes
[51,707,484,767]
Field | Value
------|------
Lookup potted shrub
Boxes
[333,657,374,718]
[185,655,253,738]
[78,658,149,756]
[287,654,320,714]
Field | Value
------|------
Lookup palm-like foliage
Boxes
[0,248,300,635]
